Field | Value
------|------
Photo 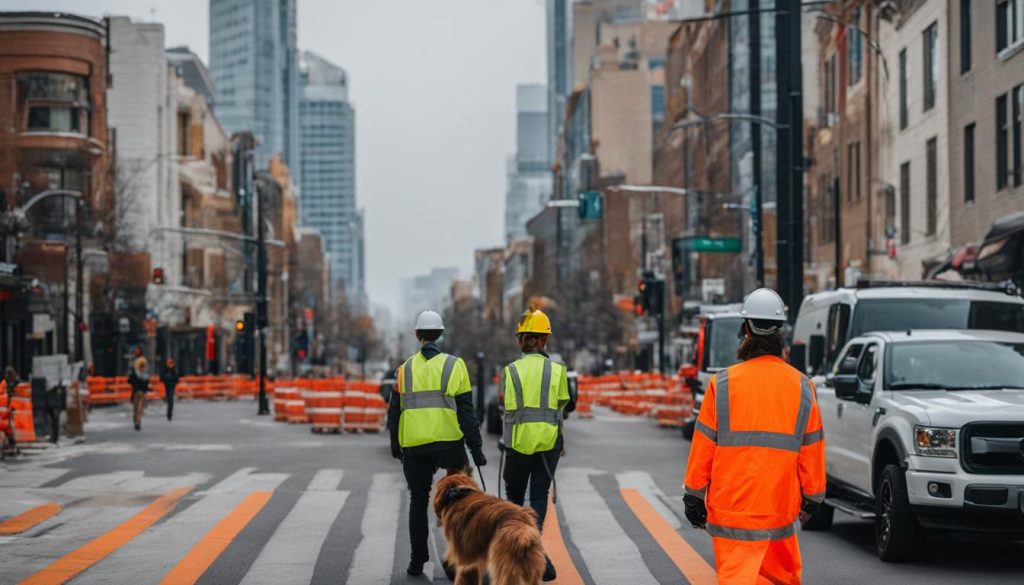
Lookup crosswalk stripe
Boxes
[541,497,585,585]
[159,490,273,585]
[558,468,660,585]
[0,502,60,535]
[239,471,348,585]
[345,473,402,585]
[72,468,286,584]
[621,488,718,585]
[18,486,192,585]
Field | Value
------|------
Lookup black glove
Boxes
[683,494,707,529]
[472,450,487,467]
[391,443,402,461]
[801,498,821,518]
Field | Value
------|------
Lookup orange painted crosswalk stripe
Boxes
[621,488,717,585]
[541,497,585,585]
[0,502,60,535]
[159,491,272,585]
[20,486,192,585]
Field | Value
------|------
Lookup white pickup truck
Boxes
[804,329,1024,561]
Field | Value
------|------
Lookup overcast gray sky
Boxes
[3,0,546,314]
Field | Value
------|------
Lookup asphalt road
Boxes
[1,398,1022,584]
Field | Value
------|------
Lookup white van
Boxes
[791,281,1024,376]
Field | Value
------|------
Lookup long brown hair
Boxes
[737,323,785,361]
[518,333,548,353]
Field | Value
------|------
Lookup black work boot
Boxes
[542,554,557,581]
[442,560,456,580]
[407,559,425,576]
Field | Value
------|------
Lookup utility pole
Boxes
[256,175,270,415]
[750,2,765,286]
[75,203,84,362]
[775,0,804,319]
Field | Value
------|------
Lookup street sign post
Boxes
[690,237,742,253]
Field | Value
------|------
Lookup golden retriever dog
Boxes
[433,469,546,585]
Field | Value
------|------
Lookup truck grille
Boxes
[961,423,1024,475]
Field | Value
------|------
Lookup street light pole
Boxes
[256,177,270,416]
[775,0,804,320]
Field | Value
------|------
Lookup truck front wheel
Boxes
[875,464,921,562]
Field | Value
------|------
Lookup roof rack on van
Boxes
[853,279,1022,296]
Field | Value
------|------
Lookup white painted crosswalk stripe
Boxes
[558,467,661,585]
[344,472,404,585]
[74,467,286,585]
[240,470,348,585]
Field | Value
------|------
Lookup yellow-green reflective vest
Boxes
[397,352,468,448]
[502,354,569,455]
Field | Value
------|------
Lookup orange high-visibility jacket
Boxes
[684,354,826,540]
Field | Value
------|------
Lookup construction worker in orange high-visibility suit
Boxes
[683,288,826,585]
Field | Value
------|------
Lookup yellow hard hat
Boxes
[517,308,552,335]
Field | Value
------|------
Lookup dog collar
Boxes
[441,486,472,506]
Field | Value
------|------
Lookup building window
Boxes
[177,112,190,156]
[997,93,1009,190]
[18,72,90,136]
[997,0,1024,54]
[824,53,837,126]
[900,162,911,244]
[923,22,938,112]
[964,123,976,203]
[848,9,864,86]
[899,48,908,129]
[1015,85,1024,186]
[961,0,972,73]
[855,142,861,201]
[926,137,937,236]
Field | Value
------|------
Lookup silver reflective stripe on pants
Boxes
[503,359,560,446]
[715,368,813,453]
[400,354,458,411]
[706,521,796,541]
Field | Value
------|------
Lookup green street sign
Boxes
[577,191,603,220]
[690,237,742,253]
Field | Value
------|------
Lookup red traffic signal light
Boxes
[152,267,165,285]
[296,348,307,360]
[634,294,648,316]
[637,278,647,294]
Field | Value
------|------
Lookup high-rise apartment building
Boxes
[208,0,299,172]
[505,84,552,240]
[299,51,364,307]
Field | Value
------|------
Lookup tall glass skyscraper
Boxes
[299,51,364,308]
[506,84,552,240]
[208,0,299,172]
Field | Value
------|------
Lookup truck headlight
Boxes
[914,426,958,458]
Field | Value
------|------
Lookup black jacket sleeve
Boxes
[455,392,483,455]
[387,390,401,455]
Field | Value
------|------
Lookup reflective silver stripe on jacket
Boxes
[706,521,796,541]
[684,485,707,500]
[802,490,826,504]
[713,369,814,453]
[502,358,560,446]
[399,354,458,412]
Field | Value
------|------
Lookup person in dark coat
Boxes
[160,358,180,421]
[128,357,150,431]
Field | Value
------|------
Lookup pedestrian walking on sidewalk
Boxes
[128,357,150,431]
[683,288,826,585]
[160,358,180,421]
[388,310,486,579]
[500,306,574,582]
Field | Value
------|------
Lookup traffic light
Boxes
[235,319,245,332]
[234,312,255,375]
[578,191,603,220]
[634,278,650,316]
[634,272,664,317]
[152,267,165,285]
[292,330,309,362]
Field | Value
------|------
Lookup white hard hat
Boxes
[414,310,444,331]
[740,288,787,335]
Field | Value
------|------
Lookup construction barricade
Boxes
[304,378,344,433]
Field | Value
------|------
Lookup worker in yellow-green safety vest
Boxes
[500,306,575,582]
[387,309,485,578]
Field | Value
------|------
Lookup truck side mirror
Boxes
[833,374,859,400]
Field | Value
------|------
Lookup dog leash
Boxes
[476,461,487,493]
[541,452,557,505]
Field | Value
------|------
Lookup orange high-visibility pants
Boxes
[712,534,802,585]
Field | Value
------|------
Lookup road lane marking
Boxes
[72,468,286,584]
[18,486,192,585]
[558,468,659,585]
[345,473,402,585]
[0,502,60,535]
[159,490,273,585]
[621,488,717,585]
[542,497,585,585]
[616,471,682,529]
[240,471,348,585]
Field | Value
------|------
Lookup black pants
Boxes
[165,387,175,420]
[46,406,59,444]
[402,445,468,563]
[503,446,560,530]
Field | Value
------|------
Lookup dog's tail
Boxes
[488,520,546,585]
